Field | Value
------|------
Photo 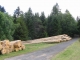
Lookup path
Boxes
[5,38,78,60]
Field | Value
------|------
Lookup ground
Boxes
[5,38,78,60]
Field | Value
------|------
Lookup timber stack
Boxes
[23,34,72,44]
[0,40,25,55]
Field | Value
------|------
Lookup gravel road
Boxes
[5,38,78,60]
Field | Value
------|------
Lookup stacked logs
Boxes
[0,40,25,55]
[23,34,72,44]
[43,34,72,43]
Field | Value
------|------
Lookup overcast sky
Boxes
[0,0,80,18]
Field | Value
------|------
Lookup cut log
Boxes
[6,49,10,54]
[0,44,2,50]
[21,45,25,50]
[14,48,19,52]
[0,41,4,45]
[1,48,6,54]
[19,47,22,50]
[3,40,10,46]
[14,40,22,48]
[0,40,25,55]
[9,44,14,52]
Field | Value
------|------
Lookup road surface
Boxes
[5,38,78,60]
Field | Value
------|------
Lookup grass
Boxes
[51,40,80,60]
[0,42,57,60]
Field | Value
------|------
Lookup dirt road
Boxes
[5,38,78,60]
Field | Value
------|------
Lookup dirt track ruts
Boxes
[5,38,79,60]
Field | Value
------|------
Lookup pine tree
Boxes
[61,10,77,36]
[40,12,48,37]
[13,14,29,40]
[47,3,62,36]
[0,5,6,12]
[77,19,80,35]
[24,8,34,39]
[0,12,15,40]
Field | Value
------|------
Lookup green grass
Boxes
[51,40,80,60]
[0,42,57,60]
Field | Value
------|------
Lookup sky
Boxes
[0,0,80,18]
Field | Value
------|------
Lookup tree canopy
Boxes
[0,3,79,41]
[0,12,15,40]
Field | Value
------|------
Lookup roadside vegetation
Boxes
[0,42,57,60]
[51,40,80,60]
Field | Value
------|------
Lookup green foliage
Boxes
[61,10,77,36]
[24,10,48,39]
[40,12,48,37]
[33,13,42,38]
[52,3,60,15]
[53,15,62,35]
[47,3,62,36]
[0,12,15,40]
[77,19,80,35]
[0,5,6,12]
[0,4,78,40]
[24,8,34,39]
[40,12,46,26]
[13,14,29,40]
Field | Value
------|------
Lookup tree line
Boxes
[0,3,79,41]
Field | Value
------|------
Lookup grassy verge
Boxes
[0,42,57,60]
[51,40,80,60]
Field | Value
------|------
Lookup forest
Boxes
[0,3,80,41]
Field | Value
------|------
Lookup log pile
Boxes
[23,34,72,44]
[0,40,25,55]
[42,34,72,43]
